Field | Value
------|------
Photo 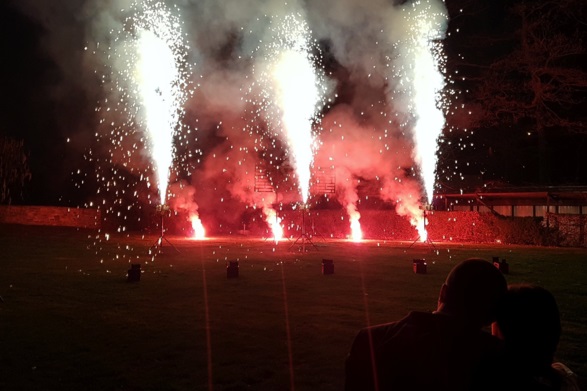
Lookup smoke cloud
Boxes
[7,0,449,234]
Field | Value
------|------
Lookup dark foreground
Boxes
[1,224,586,390]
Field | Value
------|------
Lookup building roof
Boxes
[437,186,587,206]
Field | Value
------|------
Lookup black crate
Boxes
[227,261,239,278]
[127,264,141,282]
[322,259,334,275]
[413,259,427,274]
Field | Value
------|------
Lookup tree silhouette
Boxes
[0,135,32,204]
[442,0,587,186]
[473,0,587,183]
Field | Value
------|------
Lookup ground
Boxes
[1,224,586,390]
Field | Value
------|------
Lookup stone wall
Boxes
[2,206,584,247]
[245,209,583,246]
[0,206,101,229]
[246,209,493,241]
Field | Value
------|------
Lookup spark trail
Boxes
[401,0,448,204]
[133,1,190,204]
[94,0,190,208]
[381,0,447,241]
[254,13,328,204]
[409,0,447,241]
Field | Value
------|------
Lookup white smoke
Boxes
[8,0,449,231]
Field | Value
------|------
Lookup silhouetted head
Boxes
[494,284,561,371]
[437,258,508,328]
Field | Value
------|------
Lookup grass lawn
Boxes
[1,224,586,390]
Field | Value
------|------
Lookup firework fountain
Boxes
[253,11,328,241]
[92,0,204,241]
[390,0,448,241]
[266,14,324,204]
[404,1,447,205]
[122,0,191,205]
[85,0,448,244]
[133,2,203,242]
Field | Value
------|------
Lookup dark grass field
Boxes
[1,224,586,390]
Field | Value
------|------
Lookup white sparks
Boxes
[190,214,206,240]
[392,0,448,205]
[255,13,327,204]
[136,29,181,204]
[133,2,190,204]
[263,206,284,243]
[349,212,363,242]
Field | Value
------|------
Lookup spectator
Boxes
[477,284,580,391]
[344,258,507,391]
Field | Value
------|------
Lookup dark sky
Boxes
[1,0,585,211]
[1,2,97,205]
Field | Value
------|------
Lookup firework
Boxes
[349,212,363,242]
[133,1,190,204]
[190,213,206,240]
[400,0,448,205]
[263,206,284,242]
[253,13,328,204]
[94,0,190,209]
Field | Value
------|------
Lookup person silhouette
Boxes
[344,258,508,391]
[476,284,580,391]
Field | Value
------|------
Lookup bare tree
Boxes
[444,0,587,185]
[479,0,587,131]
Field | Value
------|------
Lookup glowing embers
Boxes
[269,215,284,243]
[415,214,428,242]
[190,214,206,240]
[349,214,363,242]
[408,203,437,251]
[254,165,284,243]
[263,206,284,243]
[414,202,431,242]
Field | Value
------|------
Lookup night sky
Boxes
[1,0,586,212]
